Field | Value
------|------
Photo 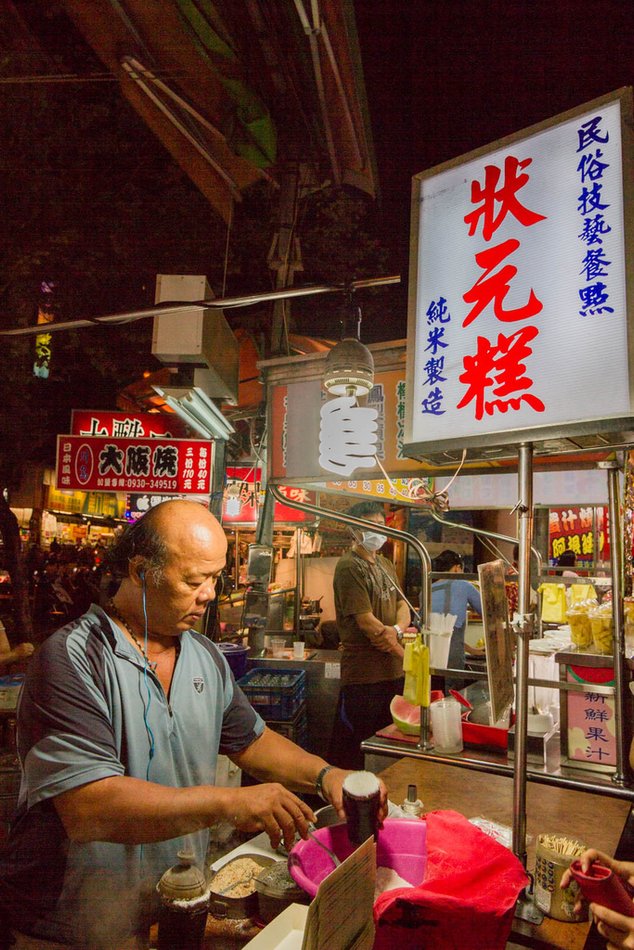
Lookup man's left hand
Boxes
[322,768,389,825]
[593,902,634,948]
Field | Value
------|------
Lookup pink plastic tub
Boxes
[288,818,427,898]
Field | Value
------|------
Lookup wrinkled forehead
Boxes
[162,510,227,561]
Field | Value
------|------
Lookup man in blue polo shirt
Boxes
[0,500,365,948]
[431,549,484,689]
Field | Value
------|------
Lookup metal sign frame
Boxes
[404,87,634,464]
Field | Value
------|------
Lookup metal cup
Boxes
[157,901,208,949]
[342,772,381,845]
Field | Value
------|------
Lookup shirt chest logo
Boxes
[193,676,204,694]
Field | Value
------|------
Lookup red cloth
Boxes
[373,810,528,950]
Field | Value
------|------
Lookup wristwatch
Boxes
[315,765,335,802]
[394,624,404,644]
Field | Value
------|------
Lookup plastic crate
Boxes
[267,703,308,748]
[238,668,306,720]
[0,676,24,711]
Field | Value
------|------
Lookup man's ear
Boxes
[129,557,147,588]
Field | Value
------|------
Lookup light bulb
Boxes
[319,395,379,476]
[322,338,374,397]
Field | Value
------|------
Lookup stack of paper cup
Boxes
[430,698,463,754]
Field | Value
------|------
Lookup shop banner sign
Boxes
[549,505,608,565]
[71,409,189,439]
[405,88,633,460]
[56,435,213,494]
[270,371,415,481]
[565,666,616,768]
[223,468,312,523]
[125,493,210,521]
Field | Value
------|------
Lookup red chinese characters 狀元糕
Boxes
[460,154,547,420]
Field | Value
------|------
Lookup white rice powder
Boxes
[342,771,380,796]
[374,866,413,900]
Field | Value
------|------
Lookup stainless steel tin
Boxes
[208,854,276,920]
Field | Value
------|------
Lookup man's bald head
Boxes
[106,500,226,584]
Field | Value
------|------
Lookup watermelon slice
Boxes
[390,694,420,735]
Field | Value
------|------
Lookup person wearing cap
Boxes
[333,501,414,767]
[557,550,580,577]
[431,549,484,689]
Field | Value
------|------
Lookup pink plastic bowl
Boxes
[288,818,427,898]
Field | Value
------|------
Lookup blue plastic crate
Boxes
[266,703,308,748]
[238,668,306,720]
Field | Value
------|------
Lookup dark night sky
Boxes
[353,0,633,306]
[4,1,633,345]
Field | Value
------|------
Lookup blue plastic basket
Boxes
[238,668,306,720]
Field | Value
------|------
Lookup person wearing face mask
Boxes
[332,501,413,767]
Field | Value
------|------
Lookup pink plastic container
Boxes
[288,818,427,898]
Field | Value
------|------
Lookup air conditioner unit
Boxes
[152,274,239,404]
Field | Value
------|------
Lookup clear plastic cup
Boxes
[566,603,593,649]
[589,603,613,655]
[430,698,463,754]
[270,637,286,657]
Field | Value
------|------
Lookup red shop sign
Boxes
[71,409,189,439]
[548,506,608,563]
[56,435,213,495]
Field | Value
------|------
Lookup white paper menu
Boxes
[301,837,376,950]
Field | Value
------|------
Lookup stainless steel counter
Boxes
[246,649,341,760]
[361,733,634,801]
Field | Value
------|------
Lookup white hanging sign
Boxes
[404,88,634,462]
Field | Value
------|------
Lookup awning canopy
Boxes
[60,0,377,222]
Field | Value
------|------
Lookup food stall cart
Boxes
[243,88,634,943]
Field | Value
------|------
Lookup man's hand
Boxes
[13,642,35,660]
[561,849,634,926]
[376,626,399,653]
[592,903,634,948]
[220,784,315,853]
[466,645,486,657]
[322,768,389,826]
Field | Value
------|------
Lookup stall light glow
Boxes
[152,385,234,440]
[225,496,242,517]
[318,395,379,476]
[322,337,374,397]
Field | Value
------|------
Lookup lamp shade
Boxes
[322,337,374,396]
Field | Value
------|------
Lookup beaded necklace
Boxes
[106,599,158,671]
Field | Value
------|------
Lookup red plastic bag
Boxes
[373,810,528,950]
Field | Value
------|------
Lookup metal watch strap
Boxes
[394,623,404,643]
[315,765,335,802]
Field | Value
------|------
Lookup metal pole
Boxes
[268,485,435,749]
[208,439,227,521]
[268,484,433,625]
[512,443,534,866]
[430,511,543,577]
[604,460,627,785]
[294,528,303,638]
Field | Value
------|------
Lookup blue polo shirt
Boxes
[0,604,264,945]
[431,579,482,670]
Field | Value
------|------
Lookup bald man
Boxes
[0,501,365,949]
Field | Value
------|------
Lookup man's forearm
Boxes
[396,602,411,630]
[54,775,233,844]
[231,727,328,793]
[232,729,350,817]
[356,612,404,658]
